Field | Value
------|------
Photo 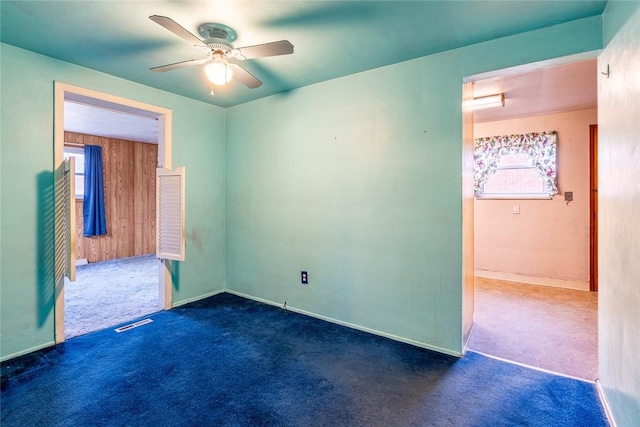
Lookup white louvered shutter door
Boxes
[156,167,185,261]
[54,158,76,283]
[67,157,76,281]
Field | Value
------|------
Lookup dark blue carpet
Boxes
[1,293,608,426]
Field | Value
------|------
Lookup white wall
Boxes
[474,108,596,290]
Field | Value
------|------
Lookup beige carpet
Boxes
[468,277,598,381]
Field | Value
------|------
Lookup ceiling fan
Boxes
[149,15,294,91]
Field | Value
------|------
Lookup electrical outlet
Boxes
[301,271,308,284]
[565,191,573,202]
[512,205,520,214]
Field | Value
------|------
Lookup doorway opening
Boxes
[54,83,175,342]
[463,56,599,381]
[63,100,160,338]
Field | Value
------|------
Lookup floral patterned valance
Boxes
[474,130,558,197]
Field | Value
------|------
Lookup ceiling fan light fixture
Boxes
[471,93,505,110]
[204,60,233,86]
[150,15,293,91]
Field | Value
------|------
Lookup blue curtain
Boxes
[83,145,107,236]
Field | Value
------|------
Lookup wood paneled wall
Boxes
[65,132,157,263]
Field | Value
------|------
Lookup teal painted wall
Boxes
[225,17,603,354]
[598,1,640,425]
[0,44,226,360]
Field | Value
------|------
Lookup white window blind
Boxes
[156,167,185,261]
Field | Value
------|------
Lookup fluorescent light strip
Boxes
[471,93,505,110]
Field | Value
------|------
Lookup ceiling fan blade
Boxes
[228,63,262,89]
[151,58,209,72]
[236,40,294,59]
[149,15,206,47]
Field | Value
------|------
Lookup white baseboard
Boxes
[172,289,225,308]
[595,379,617,427]
[0,341,55,363]
[76,258,88,266]
[474,269,590,291]
[225,289,463,358]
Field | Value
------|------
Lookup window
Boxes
[63,146,85,199]
[480,152,549,197]
[474,131,558,199]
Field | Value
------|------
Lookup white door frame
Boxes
[461,81,475,351]
[53,82,174,343]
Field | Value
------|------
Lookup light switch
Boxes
[512,205,520,214]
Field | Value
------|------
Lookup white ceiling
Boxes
[473,58,597,123]
[64,58,597,143]
[64,101,159,144]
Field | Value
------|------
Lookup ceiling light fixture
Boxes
[204,58,233,86]
[471,93,505,110]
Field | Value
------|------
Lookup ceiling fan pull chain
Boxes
[210,84,215,96]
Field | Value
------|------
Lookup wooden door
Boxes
[590,125,598,292]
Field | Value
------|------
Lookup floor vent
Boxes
[114,318,153,333]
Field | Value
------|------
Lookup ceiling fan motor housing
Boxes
[198,23,237,42]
